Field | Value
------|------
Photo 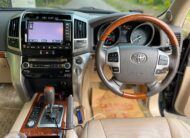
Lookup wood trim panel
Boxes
[20,93,67,137]
[0,52,5,58]
[123,92,147,99]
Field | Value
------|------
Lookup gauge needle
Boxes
[133,35,142,42]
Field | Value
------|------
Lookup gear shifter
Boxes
[44,86,55,117]
[38,86,64,128]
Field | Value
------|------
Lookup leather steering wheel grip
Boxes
[96,14,179,99]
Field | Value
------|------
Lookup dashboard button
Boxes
[64,62,71,69]
[75,67,82,75]
[27,120,35,128]
[76,57,83,64]
[22,62,30,69]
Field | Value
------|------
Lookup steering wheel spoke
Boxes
[152,45,172,51]
[109,77,125,90]
[168,46,179,69]
[108,78,124,96]
[96,46,107,67]
[147,81,161,96]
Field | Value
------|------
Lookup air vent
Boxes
[74,19,87,39]
[9,17,20,37]
[169,32,181,46]
[175,32,181,46]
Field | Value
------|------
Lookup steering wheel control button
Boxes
[155,69,167,74]
[158,60,168,65]
[158,55,168,65]
[112,67,119,73]
[159,55,168,61]
[156,69,162,74]
[108,52,118,62]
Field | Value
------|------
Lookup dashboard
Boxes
[0,8,182,101]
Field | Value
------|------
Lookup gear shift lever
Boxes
[44,86,55,117]
[38,86,64,128]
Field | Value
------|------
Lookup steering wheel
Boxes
[96,14,180,99]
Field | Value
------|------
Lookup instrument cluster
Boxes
[97,21,157,47]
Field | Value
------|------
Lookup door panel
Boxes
[175,67,190,116]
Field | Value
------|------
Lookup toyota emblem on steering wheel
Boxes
[131,52,147,63]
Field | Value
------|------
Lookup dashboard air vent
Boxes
[175,32,181,46]
[9,17,20,37]
[74,19,87,39]
[169,32,181,46]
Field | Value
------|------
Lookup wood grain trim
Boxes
[123,92,147,99]
[20,93,67,137]
[100,14,179,47]
[0,52,5,58]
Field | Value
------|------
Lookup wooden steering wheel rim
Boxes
[99,14,179,99]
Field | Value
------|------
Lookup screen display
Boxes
[27,21,63,43]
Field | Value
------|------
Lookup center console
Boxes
[7,10,88,137]
[20,13,73,95]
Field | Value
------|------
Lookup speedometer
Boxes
[98,23,120,46]
[130,23,155,46]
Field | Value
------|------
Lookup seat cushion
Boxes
[80,117,190,138]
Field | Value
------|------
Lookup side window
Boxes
[0,0,10,8]
[183,11,190,37]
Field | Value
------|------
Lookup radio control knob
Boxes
[64,62,71,69]
[22,62,30,69]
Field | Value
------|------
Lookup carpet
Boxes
[0,84,23,138]
[91,87,145,119]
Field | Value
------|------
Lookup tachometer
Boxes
[98,23,120,46]
[130,23,155,46]
[104,32,117,46]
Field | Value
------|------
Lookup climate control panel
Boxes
[22,57,72,79]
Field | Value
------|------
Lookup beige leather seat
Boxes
[81,117,190,138]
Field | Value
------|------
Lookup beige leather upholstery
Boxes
[81,117,190,138]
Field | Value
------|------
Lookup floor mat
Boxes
[92,88,145,119]
[0,84,23,138]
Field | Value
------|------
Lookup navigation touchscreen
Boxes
[27,21,64,43]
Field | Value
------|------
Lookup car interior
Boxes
[1,0,190,137]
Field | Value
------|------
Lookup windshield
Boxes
[0,0,171,16]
